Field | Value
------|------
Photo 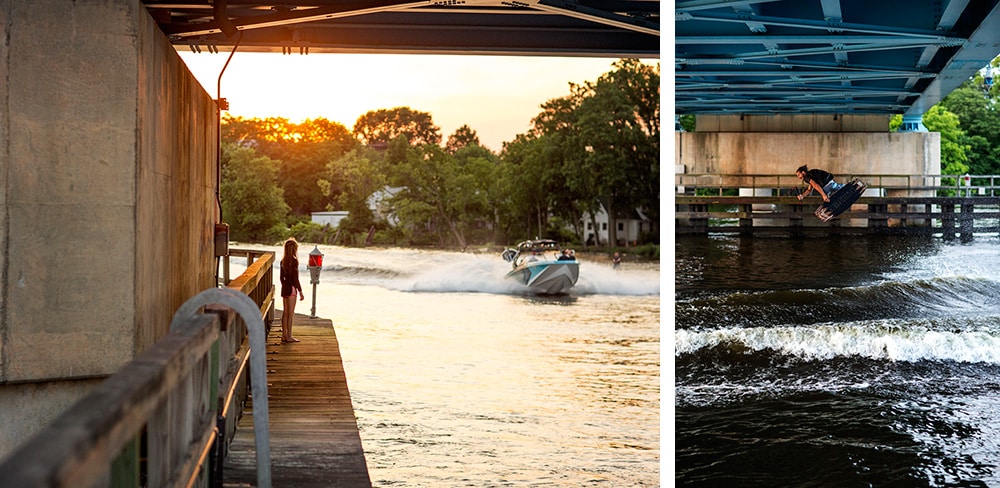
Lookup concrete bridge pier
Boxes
[0,0,219,458]
[676,114,941,192]
[675,114,944,234]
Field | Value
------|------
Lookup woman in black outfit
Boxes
[280,238,305,343]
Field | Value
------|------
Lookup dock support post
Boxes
[960,203,974,242]
[868,203,888,229]
[738,204,753,234]
[689,203,709,233]
[941,203,956,241]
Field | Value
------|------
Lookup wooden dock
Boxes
[676,195,1000,239]
[223,311,371,487]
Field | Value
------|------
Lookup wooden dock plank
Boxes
[223,311,371,487]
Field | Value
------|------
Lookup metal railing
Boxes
[0,252,277,488]
[675,173,1000,197]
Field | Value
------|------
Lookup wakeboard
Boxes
[814,179,868,222]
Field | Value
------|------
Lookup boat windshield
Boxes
[516,239,561,253]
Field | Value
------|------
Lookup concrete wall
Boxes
[135,3,218,352]
[695,114,891,133]
[676,131,941,177]
[0,0,218,458]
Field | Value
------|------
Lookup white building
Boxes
[367,186,402,226]
[583,206,655,246]
[310,187,402,229]
[310,210,349,228]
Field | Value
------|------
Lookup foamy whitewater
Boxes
[227,244,661,487]
[676,234,1000,485]
[316,246,660,296]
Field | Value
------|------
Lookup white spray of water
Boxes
[882,241,1000,283]
[675,319,1000,363]
[384,253,660,295]
[226,245,660,296]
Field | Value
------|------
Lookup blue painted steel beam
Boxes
[675,0,1000,117]
[676,10,967,38]
[676,36,965,45]
[905,1,1000,115]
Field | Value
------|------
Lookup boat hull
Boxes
[505,260,580,294]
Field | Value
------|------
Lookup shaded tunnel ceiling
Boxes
[675,0,1000,117]
[142,0,660,58]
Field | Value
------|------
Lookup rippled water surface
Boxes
[238,246,661,486]
[676,235,1000,486]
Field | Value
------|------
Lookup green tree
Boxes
[532,86,609,244]
[386,139,495,248]
[922,105,969,175]
[939,84,1000,174]
[678,114,695,132]
[452,142,502,242]
[352,107,442,147]
[575,59,660,245]
[514,59,660,245]
[497,133,563,241]
[220,143,289,242]
[320,146,387,236]
[445,124,480,153]
[221,115,358,216]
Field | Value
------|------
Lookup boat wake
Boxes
[384,257,659,296]
[228,246,659,296]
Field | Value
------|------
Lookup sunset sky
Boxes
[178,52,657,151]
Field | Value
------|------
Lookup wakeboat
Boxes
[501,239,579,294]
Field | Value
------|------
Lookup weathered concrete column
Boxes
[0,0,218,458]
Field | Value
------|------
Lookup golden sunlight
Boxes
[179,52,635,150]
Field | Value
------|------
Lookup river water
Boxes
[675,234,1000,486]
[241,245,661,486]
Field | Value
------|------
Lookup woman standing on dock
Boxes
[280,238,305,343]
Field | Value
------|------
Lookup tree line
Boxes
[220,58,660,251]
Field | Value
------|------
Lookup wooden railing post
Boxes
[171,288,273,488]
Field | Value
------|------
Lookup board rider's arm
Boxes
[810,180,830,202]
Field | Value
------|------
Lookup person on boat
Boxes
[795,165,844,203]
[558,249,574,261]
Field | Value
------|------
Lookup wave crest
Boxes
[675,320,1000,363]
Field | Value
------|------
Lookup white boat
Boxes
[501,239,580,294]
